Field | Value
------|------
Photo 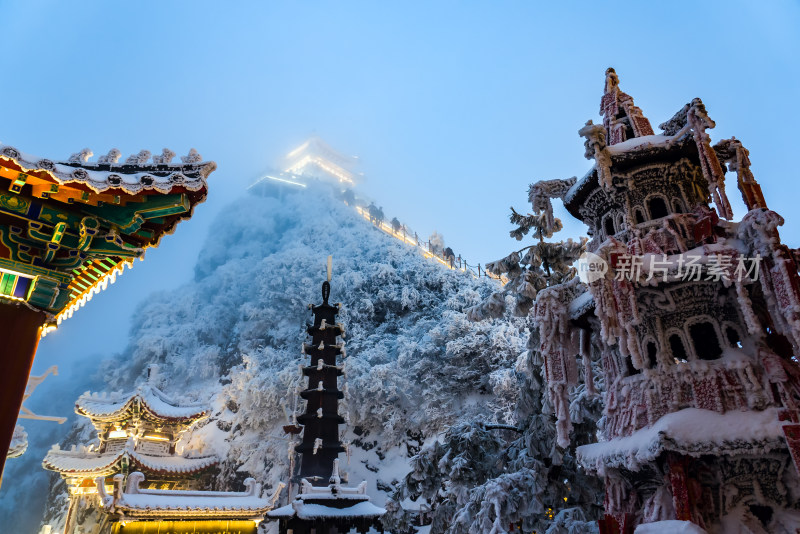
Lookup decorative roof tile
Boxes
[0,143,215,196]
[75,384,209,423]
[42,442,218,476]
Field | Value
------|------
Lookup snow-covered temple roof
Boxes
[0,143,216,331]
[43,439,218,477]
[98,472,272,520]
[564,133,695,219]
[577,407,788,473]
[0,144,215,196]
[282,136,359,186]
[7,425,27,459]
[75,384,209,424]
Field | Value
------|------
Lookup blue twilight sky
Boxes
[1,0,799,525]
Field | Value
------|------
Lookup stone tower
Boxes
[533,69,800,533]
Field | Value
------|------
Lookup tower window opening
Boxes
[604,216,616,237]
[669,334,688,363]
[673,199,684,214]
[726,327,742,348]
[648,197,669,220]
[646,341,658,369]
[634,208,645,224]
[690,322,722,360]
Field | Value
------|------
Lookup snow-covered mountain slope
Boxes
[41,184,527,531]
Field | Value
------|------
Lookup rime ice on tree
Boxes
[517,69,800,532]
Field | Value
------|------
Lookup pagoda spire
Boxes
[600,67,654,145]
[296,261,346,481]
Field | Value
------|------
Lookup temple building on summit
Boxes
[268,261,385,533]
[0,143,215,476]
[529,69,800,532]
[43,369,220,533]
[248,136,360,196]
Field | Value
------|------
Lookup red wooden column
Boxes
[0,302,47,483]
[667,453,692,522]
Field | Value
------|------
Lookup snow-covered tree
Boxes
[429,231,445,256]
[38,185,529,533]
[468,178,585,320]
[384,178,603,534]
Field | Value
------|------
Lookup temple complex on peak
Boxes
[529,68,800,532]
[249,136,360,196]
[268,269,385,534]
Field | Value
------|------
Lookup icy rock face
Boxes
[42,185,526,530]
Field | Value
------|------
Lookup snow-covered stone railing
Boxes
[268,459,385,522]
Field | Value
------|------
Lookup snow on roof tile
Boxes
[102,472,271,519]
[577,407,788,473]
[43,448,124,475]
[42,443,218,476]
[0,144,215,196]
[604,134,674,155]
[75,385,209,422]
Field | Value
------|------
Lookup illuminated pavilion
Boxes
[43,369,219,533]
[0,144,215,478]
[248,136,359,196]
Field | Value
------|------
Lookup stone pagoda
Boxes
[268,263,385,533]
[0,143,215,475]
[529,69,800,532]
[43,368,219,534]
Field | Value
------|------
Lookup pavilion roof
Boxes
[75,384,209,424]
[99,472,272,520]
[43,441,218,477]
[282,136,358,186]
[0,143,215,329]
[0,144,214,197]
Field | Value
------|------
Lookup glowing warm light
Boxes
[354,206,507,284]
[286,140,310,160]
[264,175,306,188]
[108,430,127,439]
[142,433,170,442]
[51,260,133,334]
[284,155,355,185]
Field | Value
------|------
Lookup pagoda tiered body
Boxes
[0,143,214,472]
[43,378,218,533]
[534,69,800,532]
[296,279,347,481]
[268,276,385,533]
